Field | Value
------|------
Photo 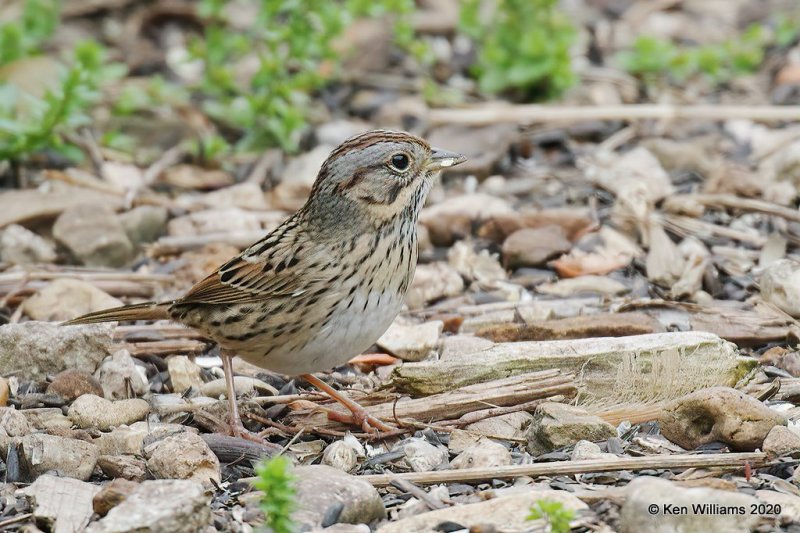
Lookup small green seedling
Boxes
[527,498,575,533]
[253,456,296,533]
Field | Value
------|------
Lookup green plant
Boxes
[527,499,575,533]
[0,41,126,161]
[253,456,295,533]
[190,0,416,153]
[617,20,791,84]
[459,0,576,99]
[0,0,60,66]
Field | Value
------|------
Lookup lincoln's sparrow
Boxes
[65,130,465,436]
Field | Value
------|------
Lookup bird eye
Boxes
[390,153,410,172]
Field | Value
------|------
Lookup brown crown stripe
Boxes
[329,130,429,160]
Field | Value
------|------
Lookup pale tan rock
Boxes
[18,433,100,481]
[144,432,220,484]
[756,490,800,523]
[660,387,785,451]
[94,349,148,400]
[92,477,140,517]
[761,425,800,459]
[20,474,101,533]
[502,226,572,268]
[0,224,56,265]
[451,438,511,469]
[97,455,149,482]
[396,438,448,472]
[377,320,442,362]
[377,489,587,533]
[526,402,616,455]
[620,477,760,533]
[167,356,204,393]
[86,479,211,533]
[293,465,385,529]
[94,422,192,456]
[571,439,619,461]
[322,438,363,473]
[23,279,123,322]
[22,408,72,432]
[68,395,150,431]
[53,204,135,267]
[761,259,800,317]
[406,263,464,309]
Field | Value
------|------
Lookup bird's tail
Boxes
[62,301,172,325]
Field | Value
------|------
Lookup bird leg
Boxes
[220,351,280,450]
[301,373,394,433]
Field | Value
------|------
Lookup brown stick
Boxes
[289,370,576,429]
[428,104,800,126]
[358,452,767,487]
[664,193,800,223]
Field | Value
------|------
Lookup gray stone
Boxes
[144,431,220,484]
[406,263,464,310]
[377,320,442,362]
[0,321,113,380]
[426,124,518,177]
[94,422,192,456]
[53,204,135,267]
[526,402,617,455]
[660,387,785,451]
[293,465,385,528]
[68,395,150,431]
[0,224,56,265]
[118,205,168,246]
[571,439,619,461]
[0,406,32,453]
[97,454,149,482]
[18,433,100,481]
[451,438,511,469]
[20,474,101,533]
[86,479,211,533]
[762,425,800,459]
[322,438,363,473]
[377,489,587,533]
[95,349,149,399]
[502,226,573,268]
[620,477,760,533]
[21,408,72,432]
[397,437,449,472]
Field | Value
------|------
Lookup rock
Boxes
[0,224,57,264]
[68,395,150,431]
[167,207,282,237]
[659,387,786,451]
[0,406,32,457]
[397,437,449,472]
[451,438,511,469]
[376,488,587,533]
[86,479,211,533]
[94,422,192,456]
[0,185,123,228]
[97,455,149,482]
[179,182,269,211]
[167,356,204,393]
[23,278,123,322]
[377,320,442,362]
[22,407,72,432]
[536,275,629,296]
[426,124,518,177]
[18,433,100,481]
[439,335,495,361]
[93,478,140,516]
[293,465,385,528]
[619,476,760,533]
[322,436,364,473]
[199,376,278,397]
[447,240,506,283]
[526,402,617,455]
[0,322,113,380]
[95,349,149,399]
[52,204,135,267]
[448,411,533,453]
[316,120,369,146]
[761,259,800,317]
[762,425,800,459]
[144,431,220,484]
[406,263,464,310]
[419,193,513,246]
[46,369,104,401]
[478,209,595,244]
[571,439,619,461]
[118,205,168,246]
[755,490,800,524]
[502,226,573,268]
[20,474,101,533]
[161,164,234,189]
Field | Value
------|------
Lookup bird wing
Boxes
[179,217,330,305]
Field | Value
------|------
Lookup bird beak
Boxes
[427,147,467,171]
